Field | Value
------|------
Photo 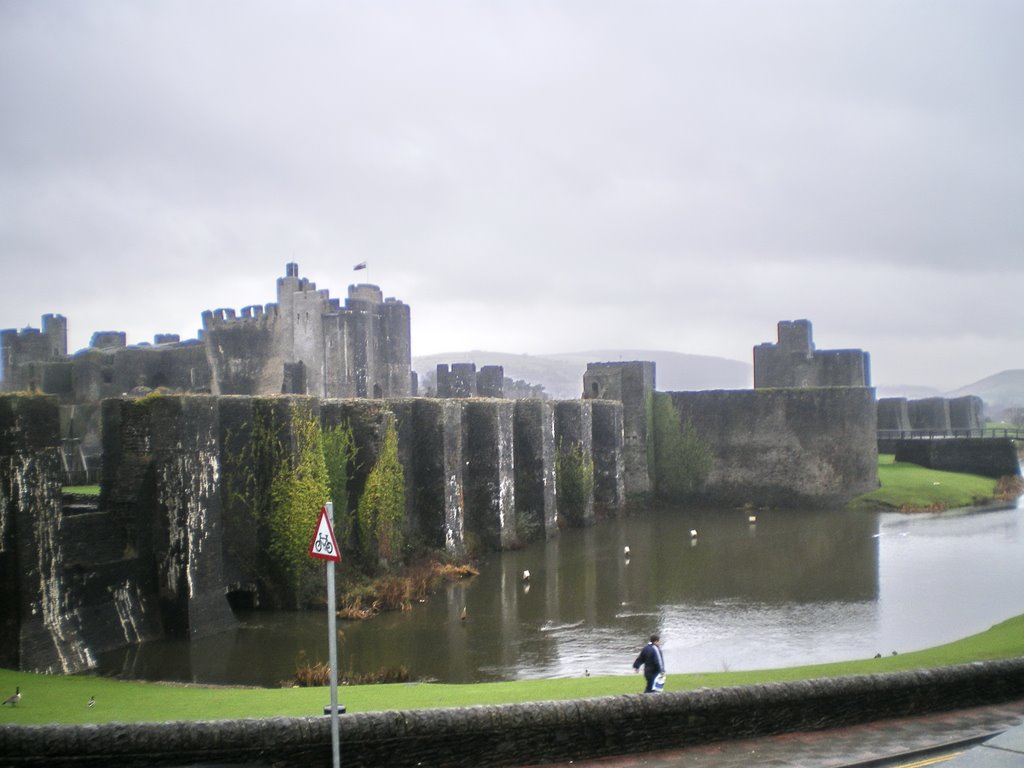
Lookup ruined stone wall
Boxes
[0,394,147,674]
[949,395,984,431]
[437,363,478,398]
[202,307,285,395]
[102,396,235,639]
[513,400,557,538]
[907,397,951,432]
[380,299,413,397]
[877,397,912,431]
[554,400,596,525]
[464,400,517,549]
[583,361,654,498]
[590,400,626,512]
[667,388,879,507]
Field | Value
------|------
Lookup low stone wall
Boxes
[893,438,1022,479]
[4,658,1024,767]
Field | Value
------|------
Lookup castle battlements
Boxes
[201,303,281,329]
[3,263,413,409]
[753,319,871,389]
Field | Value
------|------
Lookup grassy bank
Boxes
[847,454,1004,511]
[1,614,1022,726]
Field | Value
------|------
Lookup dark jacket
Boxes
[633,642,664,677]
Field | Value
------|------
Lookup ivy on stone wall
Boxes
[555,438,594,526]
[224,407,283,534]
[269,402,330,601]
[651,392,711,500]
[323,419,358,551]
[355,416,405,570]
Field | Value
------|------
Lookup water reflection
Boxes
[92,503,1024,687]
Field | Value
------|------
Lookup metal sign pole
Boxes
[326,501,340,768]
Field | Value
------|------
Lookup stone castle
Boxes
[1,264,412,463]
[753,319,871,388]
[1,268,891,676]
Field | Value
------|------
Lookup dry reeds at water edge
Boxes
[337,561,479,620]
[288,650,412,687]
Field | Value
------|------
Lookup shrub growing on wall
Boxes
[651,392,711,500]
[222,405,285,587]
[556,438,594,526]
[323,419,358,551]
[356,416,405,570]
[269,401,330,603]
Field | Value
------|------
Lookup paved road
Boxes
[525,698,1024,768]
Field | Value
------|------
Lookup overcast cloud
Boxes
[1,1,1021,391]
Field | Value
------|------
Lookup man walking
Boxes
[632,634,665,693]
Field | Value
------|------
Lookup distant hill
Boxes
[875,370,1024,418]
[413,350,752,400]
[946,370,1024,417]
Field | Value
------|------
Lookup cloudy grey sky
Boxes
[1,1,1021,391]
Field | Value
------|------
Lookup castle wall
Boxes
[513,400,558,537]
[409,399,466,555]
[907,397,951,432]
[667,388,879,507]
[1,314,67,391]
[554,400,595,525]
[381,299,413,397]
[102,396,235,638]
[590,400,625,512]
[463,400,517,549]
[877,397,912,431]
[949,395,984,432]
[894,438,1020,479]
[583,361,654,497]
[0,394,128,674]
[202,307,285,395]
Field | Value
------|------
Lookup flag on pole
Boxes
[353,261,367,271]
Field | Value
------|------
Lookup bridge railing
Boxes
[877,428,1024,441]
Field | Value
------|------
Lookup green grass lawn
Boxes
[62,485,100,495]
[2,614,1022,726]
[847,454,1001,511]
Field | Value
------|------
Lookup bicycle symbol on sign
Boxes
[314,532,333,555]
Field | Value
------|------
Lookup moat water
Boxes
[92,500,1024,687]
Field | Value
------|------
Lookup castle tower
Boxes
[583,361,655,497]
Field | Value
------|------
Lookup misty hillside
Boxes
[946,370,1024,416]
[413,350,752,400]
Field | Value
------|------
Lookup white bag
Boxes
[653,673,666,693]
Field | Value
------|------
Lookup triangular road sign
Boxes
[308,506,341,562]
